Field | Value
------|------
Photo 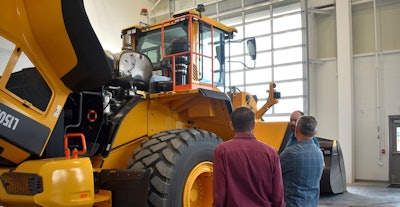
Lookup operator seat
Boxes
[170,38,190,85]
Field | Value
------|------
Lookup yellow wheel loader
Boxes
[0,0,345,206]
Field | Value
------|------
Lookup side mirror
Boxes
[247,38,256,60]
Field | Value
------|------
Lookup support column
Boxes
[336,0,354,183]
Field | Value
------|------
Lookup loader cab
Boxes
[121,9,237,92]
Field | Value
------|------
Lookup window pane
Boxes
[6,52,52,112]
[246,68,272,84]
[256,36,272,50]
[253,51,272,67]
[274,47,302,64]
[0,37,14,75]
[245,21,269,37]
[227,56,244,71]
[273,13,301,32]
[204,4,217,16]
[278,81,303,97]
[274,64,303,81]
[273,2,301,16]
[274,97,303,114]
[13,52,34,71]
[219,0,242,13]
[274,30,302,48]
[263,115,289,122]
[245,0,268,7]
[246,84,270,100]
[174,0,194,9]
[214,0,305,120]
[220,12,242,26]
[199,24,225,85]
[245,6,271,22]
[228,71,244,85]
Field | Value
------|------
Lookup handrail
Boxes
[161,13,215,91]
[64,133,87,159]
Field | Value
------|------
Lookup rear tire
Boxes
[128,128,222,207]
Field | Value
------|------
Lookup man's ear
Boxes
[230,121,235,131]
[251,121,256,130]
[294,126,299,135]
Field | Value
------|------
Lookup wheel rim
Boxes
[183,161,213,207]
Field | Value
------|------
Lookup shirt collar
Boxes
[300,139,314,144]
[234,132,256,139]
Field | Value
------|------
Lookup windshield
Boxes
[135,19,227,87]
[136,25,188,64]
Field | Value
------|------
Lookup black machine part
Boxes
[318,137,347,194]
[97,169,151,207]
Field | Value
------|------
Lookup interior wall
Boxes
[312,59,338,141]
[353,52,400,181]
[315,13,336,59]
[353,0,400,54]
[312,0,400,182]
[84,0,154,53]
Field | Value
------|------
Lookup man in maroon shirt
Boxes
[213,107,285,207]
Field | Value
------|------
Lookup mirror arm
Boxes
[227,60,256,69]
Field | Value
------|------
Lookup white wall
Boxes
[312,59,338,141]
[312,0,400,182]
[314,51,400,182]
[84,0,154,53]
[353,54,385,180]
[351,2,400,182]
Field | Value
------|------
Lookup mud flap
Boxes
[99,169,150,207]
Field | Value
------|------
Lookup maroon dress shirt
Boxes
[213,133,285,207]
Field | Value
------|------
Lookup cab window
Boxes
[0,37,52,112]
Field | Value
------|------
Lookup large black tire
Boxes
[128,128,223,207]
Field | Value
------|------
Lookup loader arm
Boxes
[255,82,280,119]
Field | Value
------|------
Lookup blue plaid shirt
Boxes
[280,139,324,207]
[285,133,320,148]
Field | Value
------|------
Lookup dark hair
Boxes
[296,115,318,137]
[231,107,255,132]
[293,110,304,116]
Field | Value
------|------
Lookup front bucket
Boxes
[319,138,347,194]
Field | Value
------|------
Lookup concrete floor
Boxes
[319,182,400,207]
